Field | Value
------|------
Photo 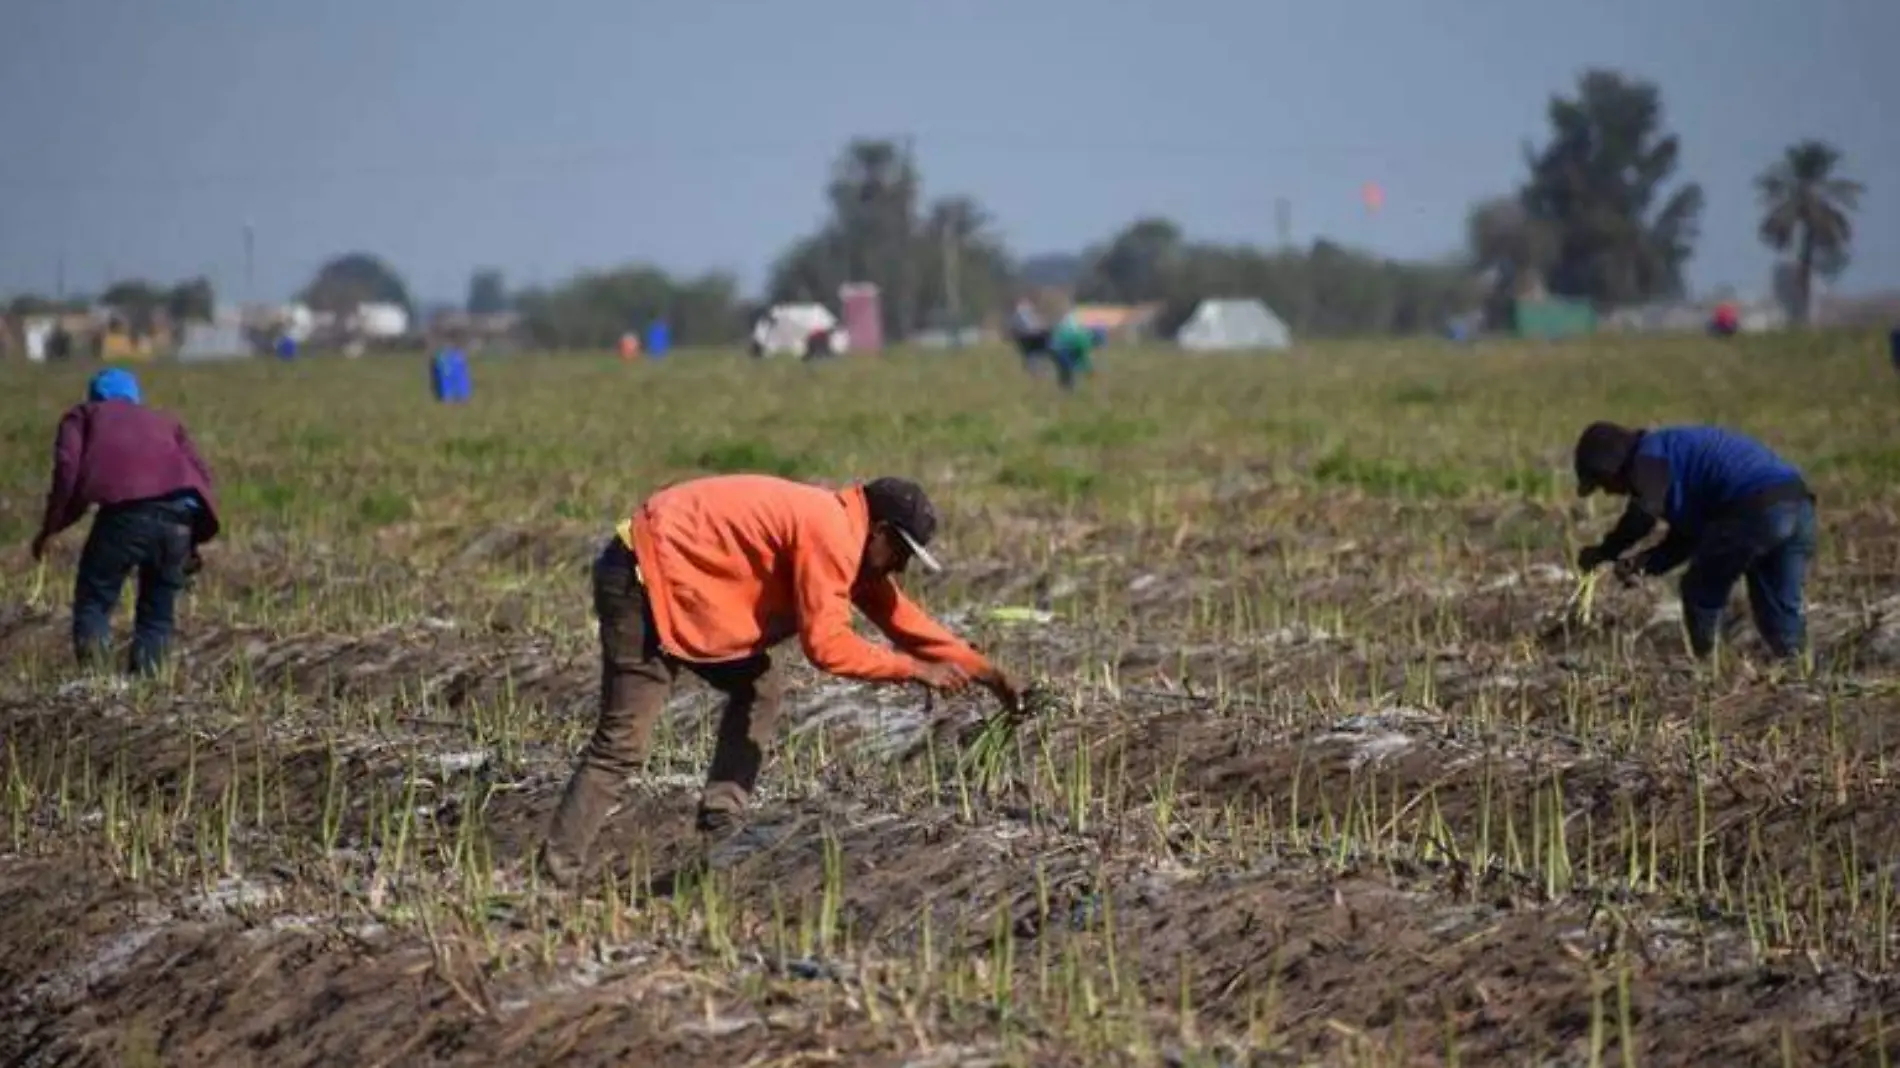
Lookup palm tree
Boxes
[1756,141,1863,326]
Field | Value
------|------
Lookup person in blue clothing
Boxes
[1573,421,1817,662]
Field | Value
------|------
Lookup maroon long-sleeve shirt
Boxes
[39,400,222,543]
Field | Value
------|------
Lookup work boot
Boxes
[696,804,745,844]
[696,806,777,870]
[533,841,582,891]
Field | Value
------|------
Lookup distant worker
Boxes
[538,474,1022,888]
[1010,299,1053,368]
[1573,421,1816,662]
[1709,301,1740,337]
[1047,312,1097,391]
[31,369,220,676]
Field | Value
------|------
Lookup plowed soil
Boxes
[6,341,1900,1066]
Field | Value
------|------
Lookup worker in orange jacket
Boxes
[539,474,1021,887]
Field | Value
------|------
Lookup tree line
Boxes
[6,68,1865,346]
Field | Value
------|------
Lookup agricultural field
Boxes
[4,334,1900,1067]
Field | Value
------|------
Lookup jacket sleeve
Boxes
[854,578,995,679]
[1628,454,1671,521]
[1642,528,1696,575]
[1597,454,1674,558]
[1596,500,1658,559]
[791,514,922,682]
[38,409,86,538]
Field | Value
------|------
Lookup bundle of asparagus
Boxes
[960,680,1063,793]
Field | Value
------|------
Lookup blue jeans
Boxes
[1050,343,1090,391]
[1679,498,1817,659]
[72,500,195,675]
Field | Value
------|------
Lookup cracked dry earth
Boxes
[8,502,1900,1067]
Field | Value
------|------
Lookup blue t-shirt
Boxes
[1636,426,1804,532]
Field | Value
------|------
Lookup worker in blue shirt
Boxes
[1572,422,1817,661]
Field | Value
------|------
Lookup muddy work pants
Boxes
[72,497,197,676]
[1678,497,1817,660]
[541,538,786,882]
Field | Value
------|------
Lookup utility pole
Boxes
[941,210,961,348]
[899,133,917,342]
[243,222,255,309]
[1275,197,1293,250]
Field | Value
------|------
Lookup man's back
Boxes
[45,400,220,541]
[1638,426,1803,530]
[629,474,861,661]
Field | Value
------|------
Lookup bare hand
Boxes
[914,661,972,695]
[29,534,48,562]
[979,668,1023,713]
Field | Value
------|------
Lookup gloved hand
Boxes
[1614,551,1648,584]
[1576,544,1614,572]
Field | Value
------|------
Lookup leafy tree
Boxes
[914,196,1015,330]
[7,295,56,317]
[762,138,1485,342]
[302,253,414,316]
[1519,69,1704,308]
[98,280,168,332]
[1070,223,1475,339]
[1756,140,1863,326]
[166,277,215,323]
[1077,218,1185,303]
[515,264,742,348]
[767,139,1017,340]
[825,138,920,336]
[1465,196,1558,328]
[766,228,851,309]
[466,268,509,315]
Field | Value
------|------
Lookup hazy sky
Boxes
[2,0,1894,307]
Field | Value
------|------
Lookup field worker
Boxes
[1009,298,1053,367]
[31,368,220,676]
[1573,421,1816,661]
[1047,313,1097,391]
[539,474,1022,887]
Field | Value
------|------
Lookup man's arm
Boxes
[791,520,923,683]
[1640,528,1696,576]
[1595,455,1673,559]
[854,577,995,679]
[1594,500,1658,560]
[37,410,86,542]
[857,579,1020,709]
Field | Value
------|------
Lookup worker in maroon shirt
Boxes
[31,368,221,676]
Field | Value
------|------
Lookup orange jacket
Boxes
[620,474,992,682]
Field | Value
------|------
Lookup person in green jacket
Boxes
[1047,314,1096,391]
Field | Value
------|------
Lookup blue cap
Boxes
[87,368,142,405]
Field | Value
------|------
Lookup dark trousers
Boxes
[1013,330,1052,360]
[542,538,786,881]
[72,500,196,676]
[1679,498,1817,659]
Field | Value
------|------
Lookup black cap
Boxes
[862,476,942,572]
[1574,421,1642,496]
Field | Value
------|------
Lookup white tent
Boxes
[1175,298,1291,351]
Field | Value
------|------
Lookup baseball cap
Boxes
[1573,421,1640,496]
[87,368,142,405]
[862,476,943,573]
